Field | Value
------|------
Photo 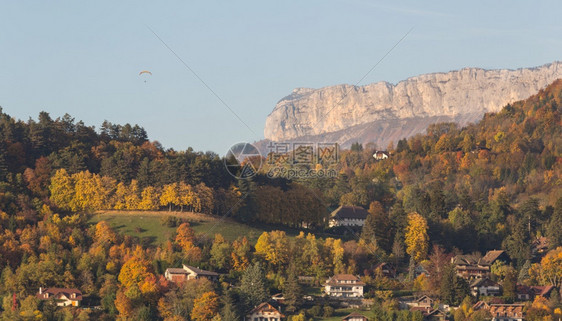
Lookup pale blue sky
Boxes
[1,1,561,154]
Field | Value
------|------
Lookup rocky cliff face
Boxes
[264,62,562,148]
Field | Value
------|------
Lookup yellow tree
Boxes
[174,222,201,262]
[531,247,562,288]
[178,182,197,212]
[49,168,74,210]
[405,212,429,262]
[231,236,251,271]
[125,180,141,210]
[118,247,159,300]
[325,237,345,274]
[255,231,289,267]
[139,186,160,210]
[191,291,219,321]
[113,182,128,210]
[160,183,179,211]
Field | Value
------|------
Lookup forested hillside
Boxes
[0,80,560,320]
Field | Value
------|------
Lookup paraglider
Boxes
[139,70,152,83]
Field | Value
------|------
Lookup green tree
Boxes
[440,264,468,305]
[546,198,562,249]
[210,234,232,270]
[240,262,269,309]
[283,264,302,313]
[362,201,392,251]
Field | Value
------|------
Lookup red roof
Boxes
[247,302,285,317]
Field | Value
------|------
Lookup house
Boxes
[414,264,430,278]
[472,301,490,311]
[409,307,447,321]
[531,237,549,259]
[329,206,369,227]
[324,274,365,298]
[37,287,82,307]
[452,250,510,280]
[164,264,219,283]
[480,250,510,266]
[414,295,434,309]
[373,151,389,160]
[245,302,284,321]
[489,304,524,321]
[342,312,369,321]
[373,262,396,278]
[425,309,448,321]
[470,278,501,297]
[517,284,555,301]
[531,285,555,298]
[451,254,489,279]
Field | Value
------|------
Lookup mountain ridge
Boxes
[264,61,562,148]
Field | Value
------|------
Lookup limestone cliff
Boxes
[264,62,562,148]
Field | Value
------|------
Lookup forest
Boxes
[0,80,560,320]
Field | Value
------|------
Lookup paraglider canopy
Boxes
[139,70,152,75]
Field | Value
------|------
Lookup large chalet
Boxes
[452,250,510,280]
[324,274,365,298]
[329,206,369,227]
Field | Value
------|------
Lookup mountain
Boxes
[263,61,562,149]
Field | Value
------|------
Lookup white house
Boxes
[164,264,219,283]
[373,151,389,160]
[329,206,369,227]
[37,287,82,307]
[324,274,365,298]
[245,302,284,321]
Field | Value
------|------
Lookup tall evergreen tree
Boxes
[546,198,562,249]
[440,264,468,305]
[362,201,392,251]
[240,262,269,309]
[283,264,302,313]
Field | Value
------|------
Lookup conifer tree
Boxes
[283,264,302,313]
[240,262,269,309]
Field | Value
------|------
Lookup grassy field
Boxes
[90,211,266,245]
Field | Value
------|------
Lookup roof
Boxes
[426,309,446,317]
[472,301,489,311]
[489,304,524,318]
[479,250,506,265]
[470,278,499,288]
[183,265,219,276]
[410,307,432,313]
[415,295,434,303]
[326,274,366,286]
[247,302,285,317]
[166,268,188,274]
[452,254,480,266]
[330,206,369,220]
[37,288,83,301]
[530,285,555,297]
[342,312,369,320]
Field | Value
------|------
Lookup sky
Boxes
[1,1,561,155]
